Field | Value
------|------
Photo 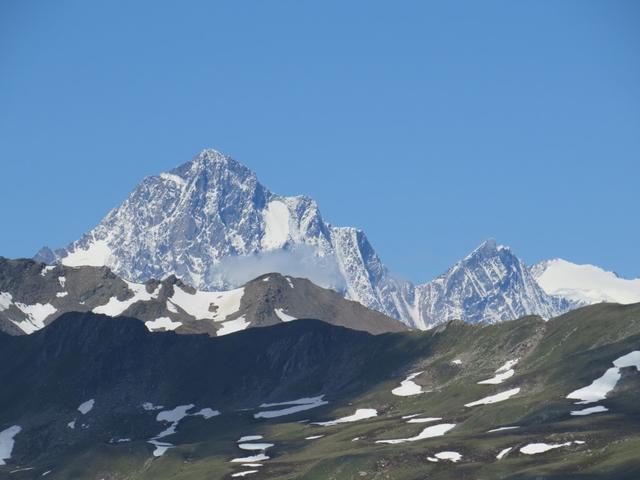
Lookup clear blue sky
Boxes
[1,0,639,282]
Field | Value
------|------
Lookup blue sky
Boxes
[1,0,638,282]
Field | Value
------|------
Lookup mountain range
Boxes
[35,149,640,329]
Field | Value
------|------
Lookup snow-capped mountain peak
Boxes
[36,148,583,329]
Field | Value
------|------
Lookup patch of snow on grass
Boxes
[465,388,520,407]
[392,371,424,396]
[520,442,574,455]
[496,447,512,460]
[254,396,328,419]
[78,399,95,414]
[478,359,518,384]
[0,426,21,465]
[407,417,442,424]
[487,426,520,433]
[375,423,456,444]
[231,453,270,463]
[435,451,462,462]
[305,435,324,440]
[570,405,608,416]
[314,408,378,426]
[567,350,640,404]
[274,308,297,322]
[238,435,263,442]
[238,443,274,451]
[232,470,259,477]
[145,317,182,332]
[451,359,462,365]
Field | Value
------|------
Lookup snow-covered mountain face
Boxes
[36,149,415,325]
[412,240,572,329]
[531,259,640,306]
[36,149,579,328]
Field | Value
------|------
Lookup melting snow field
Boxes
[478,359,518,385]
[520,441,583,455]
[254,396,328,419]
[78,399,95,414]
[305,435,324,440]
[170,285,245,321]
[487,426,519,433]
[145,317,182,332]
[1,292,58,334]
[407,417,442,424]
[148,404,219,456]
[0,426,21,465]
[465,388,520,407]
[231,453,270,463]
[391,372,424,396]
[375,423,456,444]
[61,240,113,267]
[93,282,160,316]
[274,308,297,322]
[567,351,640,404]
[434,451,462,462]
[238,436,263,442]
[496,447,512,460]
[217,317,250,336]
[232,470,259,477]
[313,408,378,426]
[570,405,608,416]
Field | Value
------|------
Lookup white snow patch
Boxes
[238,435,263,442]
[566,351,640,405]
[401,413,421,419]
[142,402,164,411]
[0,426,21,466]
[392,371,424,396]
[262,201,290,250]
[232,471,259,478]
[465,388,520,407]
[93,282,160,316]
[274,308,297,322]
[434,451,462,462]
[254,396,328,419]
[231,453,269,463]
[496,447,512,460]
[170,285,244,321]
[56,292,68,298]
[520,441,577,455]
[451,359,462,365]
[67,420,76,429]
[217,316,250,336]
[487,426,520,433]
[192,408,220,419]
[12,301,57,334]
[238,443,274,451]
[159,172,187,188]
[78,399,95,414]
[62,240,113,267]
[375,423,456,444]
[570,405,608,416]
[305,435,324,440]
[145,317,182,332]
[40,265,55,276]
[58,276,66,288]
[407,417,442,424]
[313,408,378,426]
[0,292,12,311]
[166,300,178,313]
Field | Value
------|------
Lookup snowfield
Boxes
[314,408,378,426]
[391,371,425,396]
[254,396,328,419]
[375,423,456,444]
[0,426,21,466]
[465,388,520,407]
